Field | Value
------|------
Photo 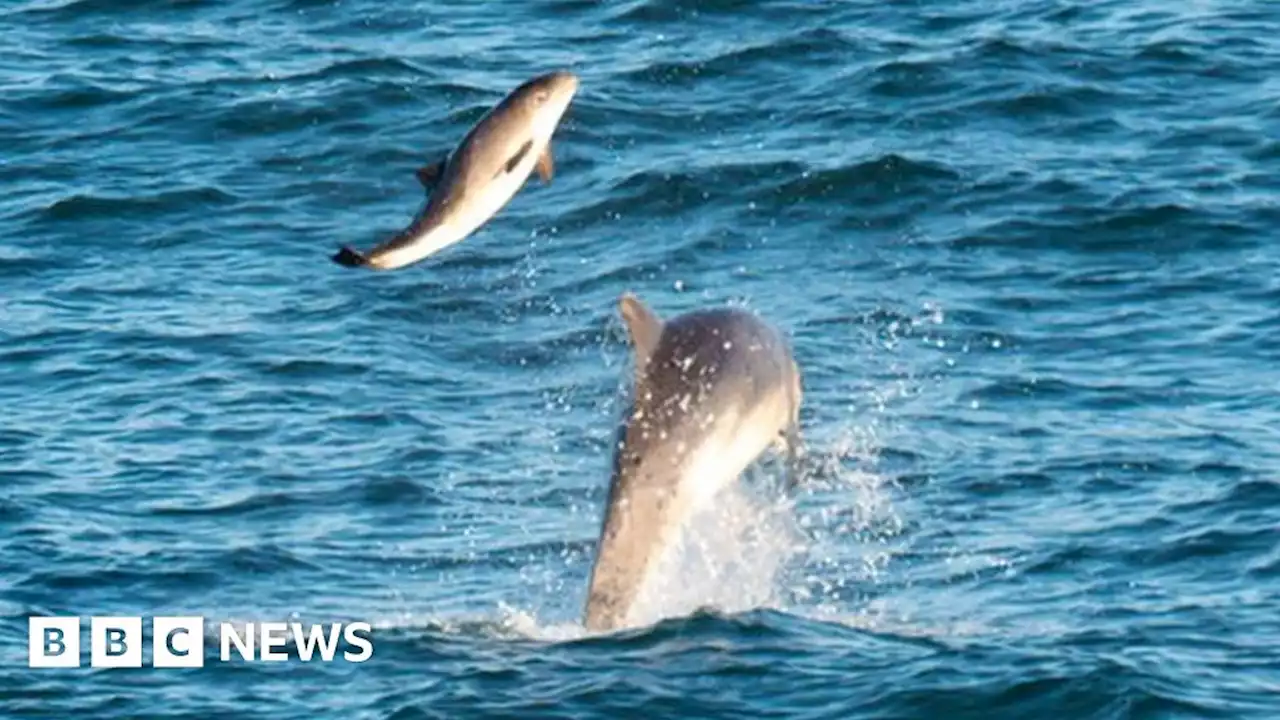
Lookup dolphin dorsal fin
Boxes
[619,292,663,380]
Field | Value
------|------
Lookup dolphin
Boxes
[582,292,804,633]
[331,70,580,271]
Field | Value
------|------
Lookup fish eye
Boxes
[534,90,550,104]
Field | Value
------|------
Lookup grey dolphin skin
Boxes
[582,292,804,633]
[332,70,579,271]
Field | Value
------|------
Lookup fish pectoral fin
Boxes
[503,140,534,176]
[415,158,447,189]
[777,425,807,492]
[535,145,554,184]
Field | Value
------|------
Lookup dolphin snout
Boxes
[544,70,580,95]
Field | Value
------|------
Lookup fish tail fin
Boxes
[331,246,368,268]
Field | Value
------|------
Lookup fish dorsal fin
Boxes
[416,157,447,189]
[619,292,663,382]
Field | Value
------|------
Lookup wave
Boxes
[948,202,1256,254]
[353,476,448,507]
[10,75,142,113]
[12,0,203,19]
[15,565,223,594]
[617,27,854,84]
[40,187,239,223]
[1143,525,1276,566]
[964,83,1121,119]
[259,56,431,86]
[773,153,962,200]
[864,57,957,99]
[63,30,237,52]
[302,607,1235,719]
[613,0,770,23]
[146,490,299,518]
[548,153,958,242]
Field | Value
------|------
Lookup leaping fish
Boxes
[332,70,579,271]
[583,292,805,633]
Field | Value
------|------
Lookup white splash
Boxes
[624,473,805,628]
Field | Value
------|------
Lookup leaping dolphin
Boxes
[332,70,580,271]
[582,292,805,633]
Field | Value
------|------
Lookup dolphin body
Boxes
[582,292,804,633]
[332,70,579,271]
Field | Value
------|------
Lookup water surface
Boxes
[2,0,1278,717]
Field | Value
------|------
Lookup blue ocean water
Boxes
[2,0,1279,716]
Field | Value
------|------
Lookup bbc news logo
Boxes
[28,616,373,668]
